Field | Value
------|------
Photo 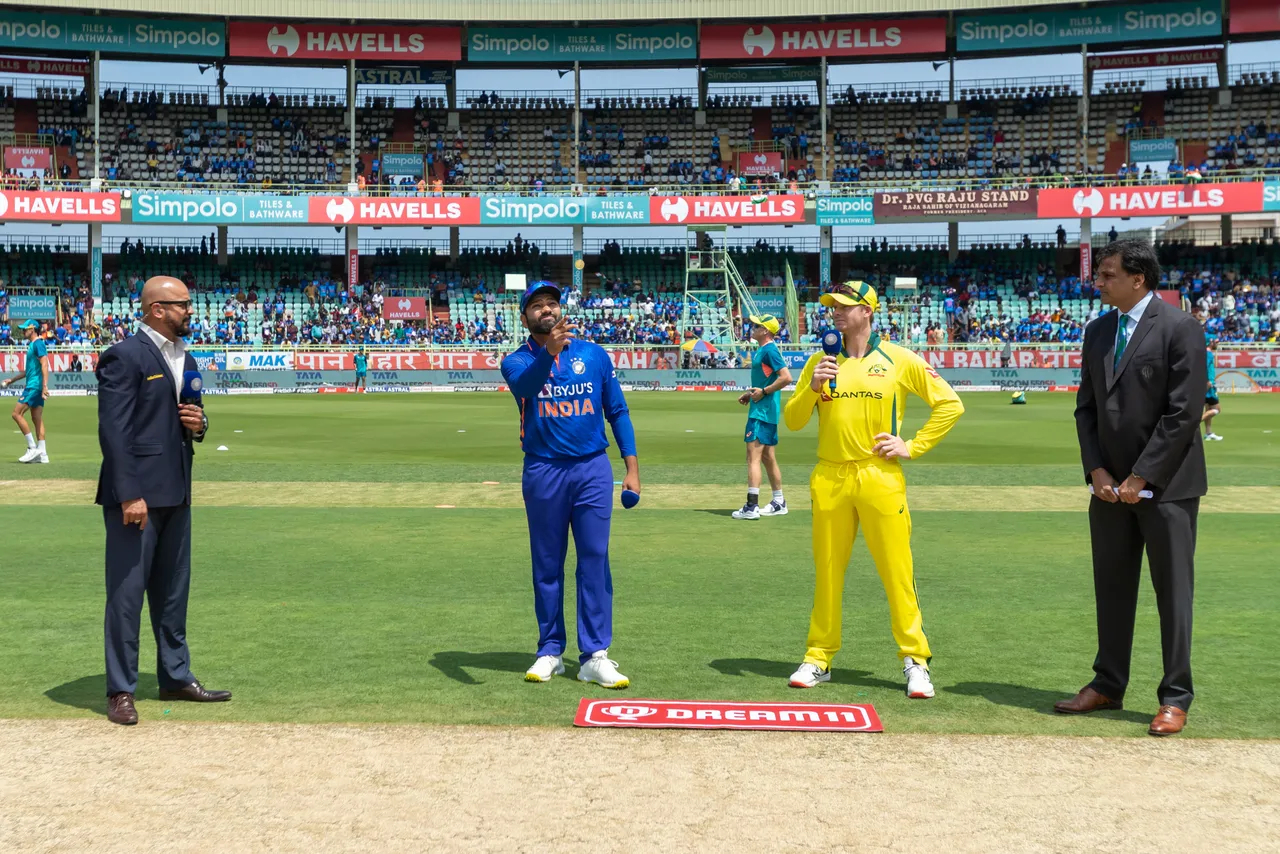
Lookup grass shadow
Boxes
[695,509,739,518]
[429,651,582,685]
[46,673,160,714]
[708,657,902,692]
[947,681,1153,723]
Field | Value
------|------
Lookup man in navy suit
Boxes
[97,276,230,725]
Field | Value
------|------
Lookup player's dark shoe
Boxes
[158,679,231,702]
[107,692,138,725]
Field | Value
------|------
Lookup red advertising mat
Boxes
[574,698,883,732]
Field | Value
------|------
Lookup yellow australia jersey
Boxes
[784,333,964,463]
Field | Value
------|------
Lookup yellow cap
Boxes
[820,280,879,311]
[748,313,781,334]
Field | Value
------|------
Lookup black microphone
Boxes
[820,329,842,394]
[181,370,203,439]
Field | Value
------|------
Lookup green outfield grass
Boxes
[1,392,1277,737]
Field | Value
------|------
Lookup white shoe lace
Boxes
[904,660,931,683]
[531,655,559,673]
[795,663,823,680]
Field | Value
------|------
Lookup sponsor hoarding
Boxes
[131,192,308,224]
[1263,180,1280,212]
[0,56,88,76]
[229,22,461,61]
[584,195,650,224]
[354,67,452,85]
[1230,0,1280,35]
[737,151,785,177]
[225,351,295,371]
[468,25,696,63]
[874,188,1037,222]
[381,153,425,178]
[816,196,875,225]
[705,66,821,84]
[307,195,480,226]
[1129,138,1179,161]
[6,294,56,319]
[348,248,359,290]
[701,19,945,60]
[383,297,428,320]
[649,194,804,225]
[0,191,121,222]
[1037,183,1264,218]
[478,194,651,225]
[3,146,51,178]
[574,698,883,732]
[0,12,224,56]
[957,2,1222,52]
[1087,47,1222,70]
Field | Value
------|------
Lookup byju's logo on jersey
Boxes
[571,358,586,375]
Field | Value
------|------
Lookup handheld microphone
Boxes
[820,329,842,394]
[181,370,204,406]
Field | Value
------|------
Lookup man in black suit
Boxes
[1057,239,1207,736]
[97,276,230,726]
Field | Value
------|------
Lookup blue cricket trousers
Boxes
[522,451,613,663]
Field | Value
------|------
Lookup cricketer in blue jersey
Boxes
[2,320,51,463]
[732,314,792,520]
[500,281,640,689]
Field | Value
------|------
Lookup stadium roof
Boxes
[7,0,1103,24]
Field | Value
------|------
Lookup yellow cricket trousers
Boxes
[804,457,932,670]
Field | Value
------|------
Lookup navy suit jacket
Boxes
[95,333,204,509]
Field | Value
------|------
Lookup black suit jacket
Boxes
[95,333,205,509]
[1074,295,1207,502]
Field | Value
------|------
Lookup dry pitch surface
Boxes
[2,720,1278,853]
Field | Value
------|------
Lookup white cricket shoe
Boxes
[788,662,831,688]
[1206,433,1224,441]
[759,499,788,516]
[578,650,629,689]
[731,503,760,520]
[524,654,564,683]
[34,452,48,464]
[904,656,934,699]
[18,447,39,463]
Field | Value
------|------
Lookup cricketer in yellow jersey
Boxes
[783,281,964,698]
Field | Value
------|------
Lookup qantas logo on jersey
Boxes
[824,390,884,400]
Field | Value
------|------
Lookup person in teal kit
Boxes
[354,348,368,392]
[732,314,792,520]
[500,281,641,689]
[1202,336,1222,441]
[2,320,50,463]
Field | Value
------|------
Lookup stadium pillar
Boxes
[1221,214,1233,245]
[91,51,101,184]
[819,226,832,287]
[572,226,584,293]
[347,59,357,187]
[88,223,102,300]
[573,61,582,183]
[450,227,460,262]
[346,225,359,294]
[697,65,707,108]
[217,225,229,267]
[1080,45,1091,172]
[819,57,828,180]
[446,75,456,110]
[947,222,959,262]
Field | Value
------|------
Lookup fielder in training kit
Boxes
[783,281,964,698]
[1202,337,1222,441]
[733,313,793,520]
[500,281,640,689]
[354,348,368,392]
[2,320,51,463]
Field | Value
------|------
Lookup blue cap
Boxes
[18,319,39,330]
[520,280,562,313]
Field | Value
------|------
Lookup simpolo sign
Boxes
[816,196,875,225]
[468,25,696,62]
[1129,138,1178,162]
[131,192,309,224]
[0,11,224,56]
[956,1,1222,52]
[479,194,651,224]
[7,294,56,320]
[1264,180,1280,212]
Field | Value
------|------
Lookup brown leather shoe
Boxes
[1054,685,1122,715]
[158,679,231,703]
[1149,705,1187,736]
[107,692,138,725]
